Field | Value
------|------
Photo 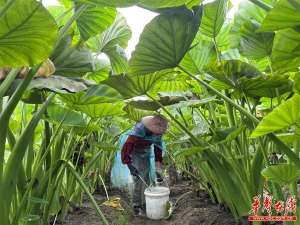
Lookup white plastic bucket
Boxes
[144,186,170,220]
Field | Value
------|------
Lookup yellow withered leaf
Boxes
[102,197,124,211]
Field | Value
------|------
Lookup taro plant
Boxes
[0,0,130,224]
[2,0,300,224]
[101,0,300,221]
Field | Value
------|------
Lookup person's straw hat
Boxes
[141,115,168,135]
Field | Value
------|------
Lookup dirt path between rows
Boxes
[58,182,247,225]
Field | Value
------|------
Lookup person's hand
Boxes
[128,164,139,177]
[156,172,163,183]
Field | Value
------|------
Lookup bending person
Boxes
[121,115,168,216]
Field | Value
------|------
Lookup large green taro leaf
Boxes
[127,94,187,111]
[251,94,300,138]
[239,20,274,60]
[27,76,90,93]
[216,23,239,51]
[220,48,241,61]
[88,14,131,51]
[104,45,128,74]
[47,5,72,27]
[76,5,116,41]
[102,69,176,98]
[180,38,216,74]
[74,0,199,8]
[45,104,88,127]
[73,102,125,118]
[232,1,266,26]
[72,0,138,7]
[139,0,196,8]
[5,76,90,96]
[238,75,292,98]
[151,79,190,94]
[277,133,300,144]
[59,84,123,105]
[0,0,57,67]
[231,1,266,50]
[59,0,73,8]
[123,105,153,122]
[129,7,202,76]
[86,59,110,83]
[87,14,132,74]
[103,74,147,98]
[126,98,162,111]
[200,0,228,38]
[186,0,202,8]
[261,164,300,184]
[259,0,300,32]
[51,35,94,77]
[206,60,262,87]
[294,73,300,94]
[211,127,242,143]
[271,29,300,72]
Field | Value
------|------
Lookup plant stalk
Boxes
[0,68,20,99]
[248,0,272,11]
[0,66,40,181]
[0,93,54,225]
[178,66,300,167]
[65,161,110,225]
[146,94,201,145]
[56,4,88,46]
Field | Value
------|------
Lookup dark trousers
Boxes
[131,149,150,207]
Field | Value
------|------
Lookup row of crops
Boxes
[1,0,300,224]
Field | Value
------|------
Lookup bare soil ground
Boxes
[58,181,248,225]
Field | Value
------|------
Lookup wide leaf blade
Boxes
[129,8,202,75]
[72,0,138,7]
[45,104,88,127]
[206,60,262,87]
[87,14,132,51]
[139,0,194,8]
[239,20,274,59]
[180,38,216,74]
[59,84,123,104]
[200,0,228,38]
[51,35,94,77]
[73,102,125,118]
[0,0,57,67]
[251,94,300,138]
[87,14,132,74]
[259,0,300,32]
[102,69,174,98]
[76,5,116,41]
[271,29,300,72]
[261,164,300,184]
[239,75,292,98]
[6,76,91,95]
